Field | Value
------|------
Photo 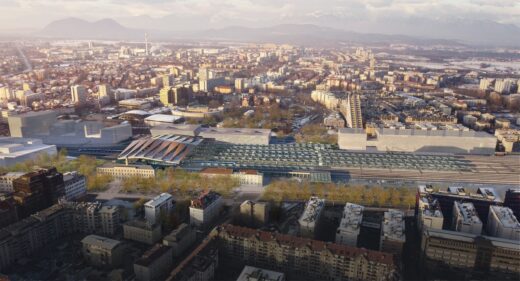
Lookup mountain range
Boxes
[35,17,520,47]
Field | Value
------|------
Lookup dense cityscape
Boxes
[0,3,520,281]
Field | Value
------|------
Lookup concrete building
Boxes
[298,197,325,238]
[71,85,87,105]
[8,111,132,147]
[504,188,520,220]
[452,201,483,235]
[163,223,196,258]
[134,244,173,281]
[236,266,285,281]
[323,112,345,129]
[189,191,222,229]
[123,219,162,245]
[338,126,497,154]
[240,200,269,228]
[98,84,110,100]
[96,164,155,180]
[487,206,520,240]
[310,90,340,110]
[495,79,513,94]
[99,205,120,236]
[0,137,57,167]
[81,235,124,268]
[0,172,25,192]
[479,78,494,90]
[198,127,271,145]
[421,228,520,280]
[335,203,364,246]
[167,239,219,281]
[63,171,87,201]
[380,209,405,258]
[416,195,444,232]
[144,193,174,225]
[160,85,190,106]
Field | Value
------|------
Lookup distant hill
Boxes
[39,18,143,40]
[191,24,460,46]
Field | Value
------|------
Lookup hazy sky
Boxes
[1,0,519,30]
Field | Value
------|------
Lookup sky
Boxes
[0,0,519,31]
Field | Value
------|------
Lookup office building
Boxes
[380,209,405,258]
[134,244,173,281]
[452,201,483,235]
[97,164,155,180]
[63,171,87,201]
[189,191,222,229]
[298,197,325,238]
[72,202,121,236]
[421,228,520,280]
[239,200,269,228]
[236,266,285,281]
[487,206,520,240]
[144,193,174,225]
[71,85,87,105]
[163,223,196,257]
[123,219,162,245]
[339,93,363,128]
[335,203,363,246]
[81,235,124,268]
[99,205,121,235]
[0,137,57,167]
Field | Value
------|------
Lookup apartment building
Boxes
[134,244,173,281]
[298,197,325,238]
[487,206,520,240]
[215,224,398,281]
[81,235,124,268]
[123,219,162,245]
[336,203,364,246]
[144,193,174,225]
[380,209,406,258]
[63,171,87,201]
[163,223,196,258]
[189,191,222,229]
[421,228,520,280]
[452,201,483,235]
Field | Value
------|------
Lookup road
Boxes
[16,43,32,72]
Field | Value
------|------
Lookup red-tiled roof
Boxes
[218,224,395,266]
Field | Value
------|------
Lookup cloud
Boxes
[0,0,518,30]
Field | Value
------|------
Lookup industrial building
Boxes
[452,201,483,235]
[335,203,364,246]
[0,137,57,167]
[144,193,174,225]
[8,111,133,147]
[298,197,325,238]
[150,125,271,145]
[118,135,204,166]
[338,126,497,155]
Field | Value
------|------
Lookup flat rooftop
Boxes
[454,202,482,225]
[236,266,285,281]
[490,206,520,229]
[299,197,325,224]
[145,193,173,208]
[81,235,121,250]
[338,203,364,231]
[382,209,405,242]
